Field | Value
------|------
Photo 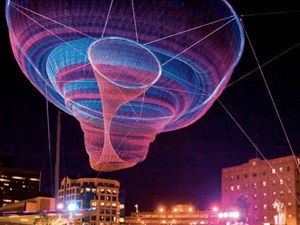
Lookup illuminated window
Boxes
[231,186,234,191]
[4,183,9,186]
[253,194,257,198]
[252,161,256,166]
[280,191,284,196]
[244,184,248,188]
[263,193,267,197]
[0,178,9,182]
[273,192,276,195]
[91,201,97,207]
[253,183,257,189]
[272,180,276,185]
[254,205,258,209]
[288,202,292,206]
[279,167,283,172]
[236,185,240,190]
[12,176,25,180]
[29,178,40,181]
[3,199,12,202]
[263,181,267,186]
[100,202,105,206]
[263,204,267,209]
[280,179,283,185]
[272,168,276,174]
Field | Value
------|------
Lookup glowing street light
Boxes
[67,203,78,212]
[57,203,64,210]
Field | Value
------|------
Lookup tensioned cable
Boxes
[241,18,300,174]
[226,41,300,89]
[131,0,139,43]
[241,9,300,17]
[144,15,234,45]
[161,18,235,66]
[102,0,114,38]
[218,99,300,204]
[10,1,97,40]
[45,85,54,195]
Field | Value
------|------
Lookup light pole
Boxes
[66,202,78,225]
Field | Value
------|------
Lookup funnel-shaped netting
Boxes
[6,0,244,171]
[86,38,161,170]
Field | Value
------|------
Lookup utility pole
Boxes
[54,111,61,206]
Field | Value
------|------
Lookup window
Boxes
[280,179,284,185]
[273,191,276,195]
[272,180,276,185]
[262,171,266,175]
[237,185,240,190]
[279,167,283,172]
[287,167,291,172]
[244,174,248,178]
[263,193,267,197]
[253,183,257,189]
[263,204,267,209]
[280,191,284,196]
[272,168,276,174]
[231,186,234,191]
[253,194,257,198]
[263,181,267,187]
[236,175,240,180]
[288,202,292,206]
[252,172,257,177]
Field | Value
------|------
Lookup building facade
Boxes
[0,167,41,207]
[125,204,220,224]
[58,177,124,225]
[222,155,300,225]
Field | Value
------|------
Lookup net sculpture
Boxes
[6,0,244,171]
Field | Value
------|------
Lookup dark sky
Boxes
[0,0,299,214]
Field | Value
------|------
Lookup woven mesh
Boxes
[6,0,244,171]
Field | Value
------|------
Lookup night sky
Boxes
[0,0,299,214]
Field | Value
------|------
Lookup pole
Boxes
[54,111,62,205]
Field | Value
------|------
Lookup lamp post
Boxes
[66,203,78,225]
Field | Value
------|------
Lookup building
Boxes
[0,167,41,207]
[58,177,124,225]
[125,204,221,224]
[222,155,300,225]
[0,196,55,212]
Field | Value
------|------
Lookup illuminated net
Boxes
[6,0,244,171]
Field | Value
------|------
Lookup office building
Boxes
[58,177,124,225]
[222,155,300,225]
[0,167,41,207]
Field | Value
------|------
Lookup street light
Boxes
[66,202,78,225]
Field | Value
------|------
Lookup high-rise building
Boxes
[0,167,41,207]
[57,177,124,225]
[222,155,300,225]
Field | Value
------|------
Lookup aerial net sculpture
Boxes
[6,0,244,171]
